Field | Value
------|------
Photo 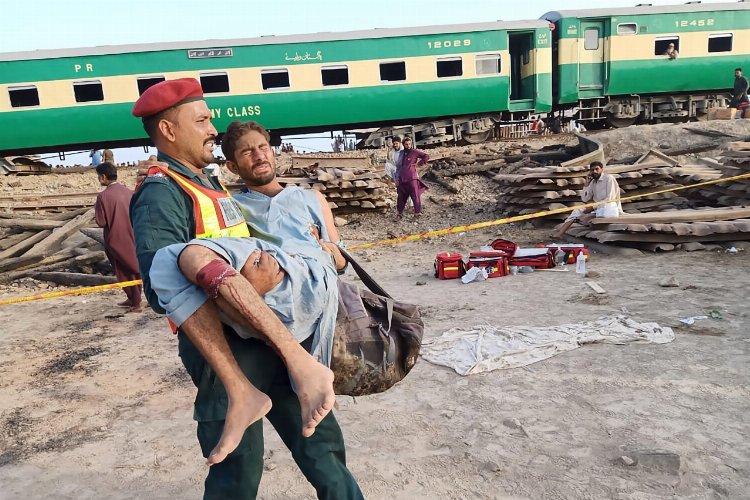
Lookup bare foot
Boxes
[126,304,144,313]
[288,359,336,438]
[207,385,272,465]
[117,300,131,307]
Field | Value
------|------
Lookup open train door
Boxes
[509,31,536,111]
[578,20,606,97]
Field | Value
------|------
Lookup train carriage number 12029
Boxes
[674,18,714,28]
[428,39,471,49]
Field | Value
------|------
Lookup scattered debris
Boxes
[659,276,680,288]
[679,315,709,326]
[585,281,606,294]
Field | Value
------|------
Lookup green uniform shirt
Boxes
[129,153,223,314]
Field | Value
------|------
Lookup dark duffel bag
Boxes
[331,248,424,396]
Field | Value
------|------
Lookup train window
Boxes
[73,80,104,103]
[654,36,679,56]
[437,57,463,78]
[379,61,406,82]
[137,76,166,95]
[261,69,290,90]
[200,73,230,93]
[321,66,349,86]
[8,85,40,108]
[617,23,638,35]
[584,29,599,50]
[708,34,733,53]
[476,54,501,75]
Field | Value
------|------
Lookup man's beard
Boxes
[243,162,276,186]
[592,173,602,180]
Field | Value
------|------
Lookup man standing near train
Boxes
[129,78,362,499]
[395,135,429,219]
[731,67,749,110]
[94,161,142,312]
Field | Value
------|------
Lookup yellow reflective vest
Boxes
[145,166,250,239]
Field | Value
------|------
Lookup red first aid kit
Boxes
[489,238,518,256]
[547,245,590,264]
[467,251,510,278]
[434,252,465,280]
[509,248,555,269]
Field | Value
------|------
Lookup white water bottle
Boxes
[575,251,586,275]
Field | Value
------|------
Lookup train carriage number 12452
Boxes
[674,18,714,28]
[428,40,471,49]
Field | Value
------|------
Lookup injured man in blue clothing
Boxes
[151,234,340,368]
[145,121,349,468]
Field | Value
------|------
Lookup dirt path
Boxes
[1,224,748,499]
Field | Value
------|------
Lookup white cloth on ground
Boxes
[420,315,674,375]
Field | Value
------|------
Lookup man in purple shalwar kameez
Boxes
[395,136,429,218]
[94,162,143,311]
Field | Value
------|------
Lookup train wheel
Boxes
[462,130,491,144]
[605,114,637,128]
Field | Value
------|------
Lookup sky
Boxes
[5,0,729,164]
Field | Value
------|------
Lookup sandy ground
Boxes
[2,221,749,499]
[2,127,750,499]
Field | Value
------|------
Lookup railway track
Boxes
[0,191,98,212]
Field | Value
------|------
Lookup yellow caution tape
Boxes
[2,171,749,306]
[349,171,750,250]
[0,280,142,306]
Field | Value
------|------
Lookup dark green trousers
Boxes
[177,329,363,500]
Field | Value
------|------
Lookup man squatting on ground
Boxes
[553,161,623,238]
[130,79,362,499]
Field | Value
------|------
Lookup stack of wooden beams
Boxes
[0,208,115,286]
[277,155,388,213]
[425,145,575,193]
[681,142,750,207]
[494,162,689,220]
[565,206,750,252]
[0,191,99,212]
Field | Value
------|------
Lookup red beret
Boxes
[132,78,204,118]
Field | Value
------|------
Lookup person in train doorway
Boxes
[663,42,678,59]
[552,161,623,239]
[129,78,362,500]
[730,67,749,111]
[94,161,142,312]
[395,135,429,220]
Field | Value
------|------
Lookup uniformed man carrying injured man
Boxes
[130,79,362,499]
[553,160,623,238]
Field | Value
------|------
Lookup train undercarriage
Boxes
[575,92,732,128]
[360,114,504,149]
[359,91,734,148]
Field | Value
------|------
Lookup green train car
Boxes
[0,20,552,156]
[542,2,750,126]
